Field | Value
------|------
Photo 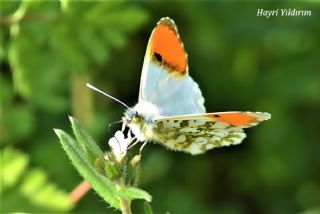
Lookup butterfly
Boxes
[89,17,271,155]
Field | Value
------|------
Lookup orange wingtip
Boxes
[207,112,271,127]
[146,17,188,75]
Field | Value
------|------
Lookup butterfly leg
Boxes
[127,129,133,139]
[126,129,139,150]
[139,141,148,154]
[128,137,139,150]
[121,121,126,132]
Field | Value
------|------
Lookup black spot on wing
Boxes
[180,120,189,127]
[154,52,162,62]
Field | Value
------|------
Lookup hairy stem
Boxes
[116,182,132,214]
[119,198,132,214]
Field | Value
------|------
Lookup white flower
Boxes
[108,130,132,161]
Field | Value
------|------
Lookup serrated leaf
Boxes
[117,187,152,202]
[54,129,120,208]
[69,116,104,159]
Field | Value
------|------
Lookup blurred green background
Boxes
[1,1,320,213]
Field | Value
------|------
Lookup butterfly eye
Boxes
[154,52,163,62]
[132,115,142,124]
[124,109,134,122]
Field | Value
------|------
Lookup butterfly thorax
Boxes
[123,101,160,141]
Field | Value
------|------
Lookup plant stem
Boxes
[119,198,132,214]
[116,183,132,214]
[69,180,91,203]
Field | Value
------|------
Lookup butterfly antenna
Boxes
[86,83,130,109]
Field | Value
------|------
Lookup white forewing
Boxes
[138,61,205,116]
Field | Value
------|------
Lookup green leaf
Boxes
[1,147,73,212]
[69,116,104,159]
[19,168,73,211]
[117,187,152,202]
[104,162,121,180]
[143,202,154,214]
[0,147,29,192]
[54,129,120,208]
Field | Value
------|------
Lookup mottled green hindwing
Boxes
[154,119,246,155]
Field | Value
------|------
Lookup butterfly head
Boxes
[123,108,148,141]
[123,101,160,141]
[124,101,159,124]
[123,108,142,125]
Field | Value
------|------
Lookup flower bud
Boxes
[104,162,121,180]
[131,155,141,167]
[94,157,104,175]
